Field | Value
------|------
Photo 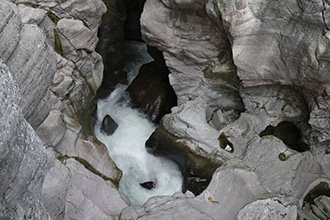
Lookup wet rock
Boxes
[120,160,271,220]
[126,61,177,124]
[140,181,155,190]
[146,122,220,195]
[125,0,146,41]
[96,0,127,97]
[101,114,119,135]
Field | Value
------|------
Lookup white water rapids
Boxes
[94,41,183,205]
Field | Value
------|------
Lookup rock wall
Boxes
[0,58,49,219]
[139,0,330,219]
[0,0,128,219]
[1,0,330,219]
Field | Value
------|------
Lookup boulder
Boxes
[126,61,177,124]
[140,181,155,190]
[101,114,119,135]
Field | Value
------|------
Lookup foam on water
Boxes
[94,42,183,205]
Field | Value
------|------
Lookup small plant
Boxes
[278,152,287,161]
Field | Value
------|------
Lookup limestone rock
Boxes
[57,18,98,55]
[0,59,49,219]
[141,0,227,105]
[213,0,330,144]
[0,0,57,128]
[244,136,324,201]
[16,4,55,47]
[36,110,66,147]
[146,120,221,195]
[237,198,297,220]
[54,114,122,183]
[42,156,128,219]
[120,160,270,219]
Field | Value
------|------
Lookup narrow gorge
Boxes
[0,0,330,219]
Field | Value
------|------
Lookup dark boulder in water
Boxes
[140,181,155,190]
[101,114,118,135]
[126,61,177,124]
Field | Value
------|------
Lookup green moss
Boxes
[218,132,234,153]
[278,152,287,161]
[53,28,63,56]
[57,155,70,164]
[74,17,89,28]
[47,11,60,24]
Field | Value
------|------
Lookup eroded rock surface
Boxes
[137,0,330,219]
[0,0,126,219]
[0,59,49,219]
[0,1,57,128]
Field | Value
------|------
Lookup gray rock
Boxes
[213,0,330,145]
[42,155,128,219]
[101,114,119,136]
[0,0,57,128]
[57,18,98,55]
[141,0,227,105]
[243,134,328,202]
[237,198,297,220]
[36,110,66,147]
[120,160,270,219]
[298,178,330,219]
[0,59,49,219]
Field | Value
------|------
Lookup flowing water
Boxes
[94,41,183,205]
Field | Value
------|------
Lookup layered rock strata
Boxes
[0,59,49,219]
[1,0,128,219]
[139,0,330,219]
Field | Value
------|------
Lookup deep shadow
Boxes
[259,121,309,152]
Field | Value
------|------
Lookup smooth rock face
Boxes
[0,59,49,219]
[42,156,128,219]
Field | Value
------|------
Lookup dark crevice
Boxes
[259,121,309,152]
[57,154,119,186]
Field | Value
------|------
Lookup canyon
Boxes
[0,0,330,219]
